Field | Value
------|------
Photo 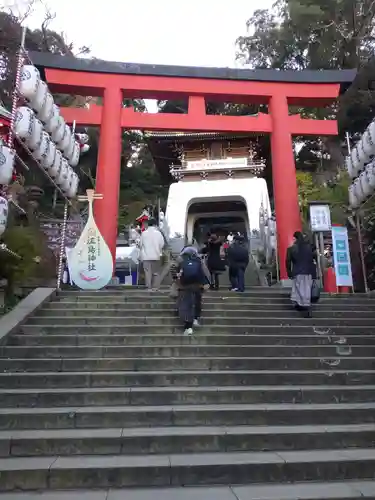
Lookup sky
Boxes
[2,0,274,111]
[4,0,273,67]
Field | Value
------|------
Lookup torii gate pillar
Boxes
[270,94,301,282]
[94,86,123,261]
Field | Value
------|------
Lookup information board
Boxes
[309,204,332,232]
[331,225,353,287]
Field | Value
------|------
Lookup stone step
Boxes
[0,448,375,490]
[2,402,375,430]
[1,370,375,389]
[9,333,375,346]
[19,324,375,336]
[34,307,375,319]
[25,316,375,326]
[2,343,367,357]
[1,385,374,408]
[56,288,367,296]
[0,357,372,372]
[47,300,375,310]
[55,297,375,310]
[0,424,374,458]
[0,480,374,500]
[56,288,294,296]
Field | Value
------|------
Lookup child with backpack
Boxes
[176,246,209,336]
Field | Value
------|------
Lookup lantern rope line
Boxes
[8,30,81,210]
[12,135,76,209]
[0,244,21,259]
[344,132,370,292]
[9,198,26,215]
[56,202,69,290]
[7,28,26,149]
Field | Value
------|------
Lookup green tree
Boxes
[0,8,89,108]
[236,0,375,71]
[296,170,350,230]
[236,0,375,161]
[0,225,55,306]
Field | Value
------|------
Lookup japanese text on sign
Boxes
[87,231,98,272]
[309,204,332,232]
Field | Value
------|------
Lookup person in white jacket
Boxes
[140,218,165,290]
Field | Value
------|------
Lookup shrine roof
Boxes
[29,51,356,87]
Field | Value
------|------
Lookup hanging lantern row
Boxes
[346,120,375,209]
[10,64,80,199]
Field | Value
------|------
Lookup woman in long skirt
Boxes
[286,232,315,317]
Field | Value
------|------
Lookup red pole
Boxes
[94,86,123,267]
[269,93,301,282]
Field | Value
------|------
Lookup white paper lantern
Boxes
[57,125,72,153]
[348,183,359,208]
[64,137,75,160]
[351,146,361,178]
[14,106,34,140]
[345,156,354,179]
[0,196,8,236]
[33,131,50,161]
[19,65,40,101]
[359,169,372,197]
[62,166,74,192]
[69,141,80,166]
[365,121,375,157]
[31,80,48,113]
[51,116,65,144]
[45,105,60,134]
[48,149,62,179]
[366,161,375,189]
[0,144,15,185]
[354,177,365,204]
[357,140,369,170]
[67,173,79,198]
[56,158,69,185]
[26,117,43,151]
[362,127,375,160]
[41,140,56,169]
[38,92,54,124]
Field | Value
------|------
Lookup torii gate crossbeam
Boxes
[30,52,355,282]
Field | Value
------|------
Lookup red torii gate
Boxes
[31,52,355,282]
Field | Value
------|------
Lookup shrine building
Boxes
[146,131,270,246]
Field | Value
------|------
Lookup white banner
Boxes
[309,204,332,232]
[331,226,353,287]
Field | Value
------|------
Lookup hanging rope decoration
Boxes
[56,202,69,290]
[4,31,26,193]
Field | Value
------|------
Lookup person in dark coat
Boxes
[176,246,210,336]
[286,231,315,317]
[201,233,226,290]
[227,234,249,292]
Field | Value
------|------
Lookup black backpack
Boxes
[180,256,203,285]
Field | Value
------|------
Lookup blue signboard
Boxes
[331,226,353,287]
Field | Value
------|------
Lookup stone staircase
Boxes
[0,288,374,498]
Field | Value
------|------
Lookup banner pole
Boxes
[356,213,369,293]
[314,233,323,283]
